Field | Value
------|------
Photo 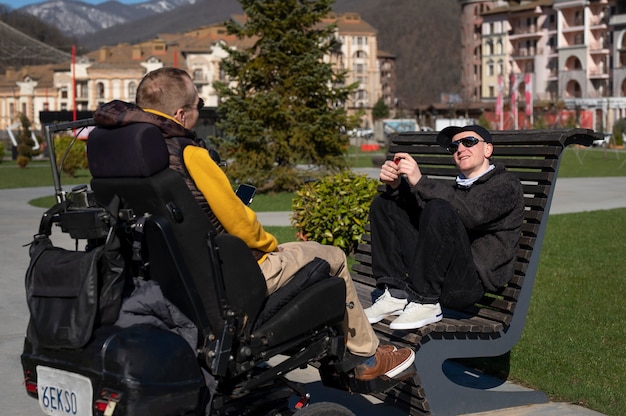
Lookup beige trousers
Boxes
[259,241,379,357]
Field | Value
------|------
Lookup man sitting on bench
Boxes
[364,125,525,330]
[92,67,415,382]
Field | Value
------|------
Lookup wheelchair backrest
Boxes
[87,123,267,341]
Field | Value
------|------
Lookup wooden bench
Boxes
[351,128,602,415]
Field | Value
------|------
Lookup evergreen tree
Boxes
[16,114,35,168]
[372,97,389,121]
[213,0,358,192]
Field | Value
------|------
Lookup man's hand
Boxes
[379,152,422,188]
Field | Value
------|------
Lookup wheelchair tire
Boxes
[295,402,355,416]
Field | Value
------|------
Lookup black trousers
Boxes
[369,193,484,309]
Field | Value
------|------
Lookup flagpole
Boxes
[72,45,76,122]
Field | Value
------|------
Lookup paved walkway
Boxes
[2,178,623,416]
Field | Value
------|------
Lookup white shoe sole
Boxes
[389,313,443,330]
[384,349,415,378]
[367,309,404,324]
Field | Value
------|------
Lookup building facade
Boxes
[0,13,391,133]
[460,0,626,133]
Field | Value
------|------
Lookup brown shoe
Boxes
[354,346,415,381]
[376,344,397,354]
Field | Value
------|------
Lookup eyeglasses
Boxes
[446,136,485,154]
[185,97,204,111]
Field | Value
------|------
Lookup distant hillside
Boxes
[333,0,461,108]
[0,6,72,71]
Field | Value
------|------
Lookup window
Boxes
[97,82,105,99]
[574,33,583,45]
[128,82,137,100]
[77,81,88,99]
[574,10,583,26]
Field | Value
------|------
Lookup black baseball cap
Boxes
[436,125,493,148]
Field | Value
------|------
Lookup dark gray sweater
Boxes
[412,163,525,291]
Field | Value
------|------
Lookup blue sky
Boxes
[8,0,146,8]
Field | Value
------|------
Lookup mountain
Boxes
[15,0,461,108]
[79,0,243,49]
[18,0,198,37]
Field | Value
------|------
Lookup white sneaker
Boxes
[389,302,443,330]
[364,288,408,324]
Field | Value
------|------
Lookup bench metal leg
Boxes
[414,338,549,415]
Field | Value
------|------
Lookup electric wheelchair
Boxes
[21,120,413,416]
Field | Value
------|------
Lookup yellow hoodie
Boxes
[183,145,278,263]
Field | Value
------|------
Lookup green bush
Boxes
[54,135,88,177]
[0,140,5,163]
[291,170,379,255]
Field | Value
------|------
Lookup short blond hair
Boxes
[136,67,196,115]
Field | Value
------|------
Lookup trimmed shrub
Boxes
[612,118,626,147]
[291,170,379,255]
[0,140,5,163]
[54,135,88,177]
[16,155,29,168]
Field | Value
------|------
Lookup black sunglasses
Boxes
[196,97,204,111]
[446,136,485,154]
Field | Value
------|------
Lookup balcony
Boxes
[512,47,541,57]
[508,27,541,40]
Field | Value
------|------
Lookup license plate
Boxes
[37,366,93,416]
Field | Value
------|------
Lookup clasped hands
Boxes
[379,152,422,188]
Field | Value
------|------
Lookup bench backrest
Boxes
[353,128,601,340]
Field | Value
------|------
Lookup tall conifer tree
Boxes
[213,0,358,192]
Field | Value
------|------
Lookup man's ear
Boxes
[484,142,494,158]
[174,108,185,125]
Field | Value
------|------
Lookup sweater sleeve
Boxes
[183,146,278,255]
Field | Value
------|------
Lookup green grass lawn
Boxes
[2,146,625,414]
[511,209,626,415]
[557,146,626,177]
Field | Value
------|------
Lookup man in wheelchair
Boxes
[21,67,414,415]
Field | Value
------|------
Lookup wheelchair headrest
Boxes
[88,123,169,178]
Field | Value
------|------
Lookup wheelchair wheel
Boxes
[295,402,355,415]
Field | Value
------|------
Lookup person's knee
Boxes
[369,193,397,223]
